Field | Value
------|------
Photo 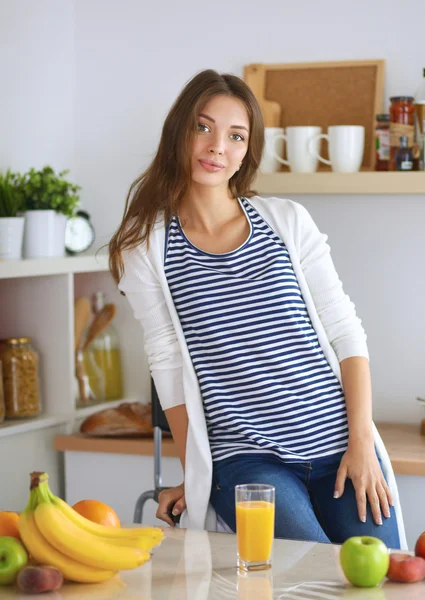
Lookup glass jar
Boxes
[83,292,123,402]
[375,114,390,171]
[2,338,41,418]
[389,96,415,170]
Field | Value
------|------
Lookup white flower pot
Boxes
[0,216,25,260]
[23,210,68,259]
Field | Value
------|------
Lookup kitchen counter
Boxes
[2,527,424,599]
[55,422,425,476]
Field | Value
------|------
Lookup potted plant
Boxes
[0,170,25,260]
[20,166,81,259]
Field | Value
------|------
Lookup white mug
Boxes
[272,126,322,173]
[308,125,365,173]
[260,128,284,173]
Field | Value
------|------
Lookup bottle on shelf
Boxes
[83,292,123,402]
[414,68,425,171]
[394,136,414,171]
[375,114,390,171]
[389,96,415,171]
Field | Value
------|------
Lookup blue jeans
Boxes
[210,451,401,549]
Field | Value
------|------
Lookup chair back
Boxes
[151,379,170,433]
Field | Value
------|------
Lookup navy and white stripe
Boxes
[164,198,349,463]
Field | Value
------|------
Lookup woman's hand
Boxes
[156,483,186,527]
[334,440,393,525]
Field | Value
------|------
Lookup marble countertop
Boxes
[2,527,425,599]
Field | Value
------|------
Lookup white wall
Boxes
[72,0,425,423]
[0,0,75,173]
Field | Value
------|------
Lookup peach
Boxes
[415,531,425,560]
[386,553,425,583]
[17,565,63,594]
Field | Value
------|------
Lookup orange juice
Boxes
[236,500,275,563]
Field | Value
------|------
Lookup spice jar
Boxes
[2,338,41,418]
[375,114,390,171]
[389,97,415,170]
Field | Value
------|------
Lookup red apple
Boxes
[415,531,425,560]
[386,552,425,583]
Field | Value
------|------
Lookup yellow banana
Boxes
[18,509,117,583]
[47,490,163,546]
[34,501,150,571]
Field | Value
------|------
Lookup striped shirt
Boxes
[164,198,349,463]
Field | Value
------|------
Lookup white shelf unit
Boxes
[0,255,150,439]
[254,171,425,195]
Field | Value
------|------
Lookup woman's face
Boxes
[190,94,249,189]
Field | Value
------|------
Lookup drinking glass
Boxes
[235,484,275,571]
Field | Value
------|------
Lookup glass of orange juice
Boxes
[235,484,275,571]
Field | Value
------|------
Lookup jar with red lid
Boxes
[375,114,390,171]
[389,96,415,170]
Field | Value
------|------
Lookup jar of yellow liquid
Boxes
[83,292,123,401]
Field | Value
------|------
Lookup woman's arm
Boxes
[165,404,189,470]
[334,355,393,526]
[119,246,188,526]
[154,404,189,527]
[294,205,392,524]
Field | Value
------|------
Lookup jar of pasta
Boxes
[2,338,41,418]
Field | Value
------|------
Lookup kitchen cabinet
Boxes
[0,255,150,508]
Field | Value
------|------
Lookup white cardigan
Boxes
[119,196,407,549]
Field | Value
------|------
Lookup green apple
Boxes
[0,536,29,585]
[340,536,389,587]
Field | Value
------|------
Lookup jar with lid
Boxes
[375,114,390,171]
[389,97,415,170]
[2,338,41,418]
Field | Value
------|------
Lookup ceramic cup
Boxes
[308,125,365,173]
[260,128,284,173]
[271,126,322,173]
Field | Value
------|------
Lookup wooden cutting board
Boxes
[244,63,281,127]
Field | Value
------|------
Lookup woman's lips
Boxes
[199,159,225,172]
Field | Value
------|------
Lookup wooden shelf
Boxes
[254,171,425,195]
[54,422,425,476]
[0,415,71,439]
[54,434,177,457]
[0,253,109,280]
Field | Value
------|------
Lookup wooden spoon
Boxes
[82,304,117,352]
[74,297,92,352]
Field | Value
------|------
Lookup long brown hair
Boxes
[109,69,264,284]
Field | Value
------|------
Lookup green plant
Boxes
[0,170,24,218]
[20,166,81,217]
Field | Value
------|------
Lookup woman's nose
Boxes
[208,134,224,155]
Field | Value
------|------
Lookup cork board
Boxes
[244,60,385,170]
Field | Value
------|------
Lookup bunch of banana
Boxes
[18,472,164,583]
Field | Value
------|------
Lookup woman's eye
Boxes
[197,123,209,132]
[231,133,244,142]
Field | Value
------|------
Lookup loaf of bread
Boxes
[80,402,154,437]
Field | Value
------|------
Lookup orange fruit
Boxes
[71,499,121,528]
[0,511,21,539]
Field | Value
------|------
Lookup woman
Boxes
[109,69,405,548]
